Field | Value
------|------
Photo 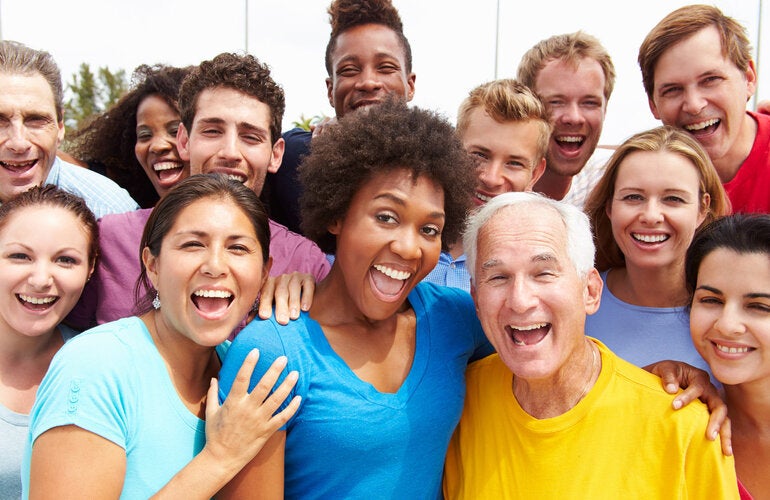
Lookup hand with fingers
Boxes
[258,272,316,325]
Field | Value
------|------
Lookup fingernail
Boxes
[667,383,678,393]
[288,370,298,381]
[291,307,299,318]
[711,430,718,440]
[276,356,288,367]
[672,399,682,410]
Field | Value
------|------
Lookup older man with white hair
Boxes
[443,192,738,499]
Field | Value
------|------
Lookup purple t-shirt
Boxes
[66,208,330,329]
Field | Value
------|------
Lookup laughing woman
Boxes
[687,215,770,499]
[218,99,492,499]
[584,126,729,371]
[0,186,96,499]
[24,175,299,498]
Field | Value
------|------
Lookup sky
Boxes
[1,0,767,145]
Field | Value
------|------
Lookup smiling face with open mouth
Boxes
[0,73,64,203]
[690,249,770,387]
[328,169,444,323]
[0,205,92,339]
[607,150,708,273]
[648,26,757,181]
[134,94,190,197]
[144,196,267,347]
[179,87,284,197]
[471,203,602,381]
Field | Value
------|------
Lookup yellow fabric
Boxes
[444,339,738,499]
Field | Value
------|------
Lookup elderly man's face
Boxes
[0,72,64,203]
[471,204,601,380]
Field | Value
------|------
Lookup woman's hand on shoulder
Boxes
[646,360,732,456]
[258,272,316,325]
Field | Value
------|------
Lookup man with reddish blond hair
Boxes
[639,4,768,213]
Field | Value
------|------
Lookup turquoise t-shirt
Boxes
[23,317,227,499]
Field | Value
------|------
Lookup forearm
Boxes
[150,446,244,500]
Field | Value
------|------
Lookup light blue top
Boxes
[0,325,77,500]
[219,282,493,499]
[45,157,138,219]
[23,317,227,499]
[422,250,471,292]
[585,270,711,374]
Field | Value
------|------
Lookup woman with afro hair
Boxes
[218,98,493,499]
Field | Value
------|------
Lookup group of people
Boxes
[0,0,768,498]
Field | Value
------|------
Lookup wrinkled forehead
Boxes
[479,204,568,256]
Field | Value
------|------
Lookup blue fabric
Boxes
[219,282,493,499]
[585,270,711,374]
[23,317,228,499]
[45,157,138,219]
[422,251,471,292]
[262,127,311,234]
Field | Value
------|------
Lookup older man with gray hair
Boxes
[0,40,137,217]
[443,192,738,499]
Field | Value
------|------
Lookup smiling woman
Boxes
[584,126,730,370]
[0,185,96,499]
[217,99,492,499]
[23,174,300,498]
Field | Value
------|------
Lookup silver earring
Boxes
[152,292,161,310]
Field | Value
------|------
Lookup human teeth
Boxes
[1,160,36,167]
[193,290,232,298]
[633,233,668,243]
[557,136,582,143]
[19,294,56,304]
[510,323,547,331]
[153,161,182,171]
[715,343,750,354]
[476,192,492,203]
[684,118,719,131]
[226,174,246,183]
[373,264,411,280]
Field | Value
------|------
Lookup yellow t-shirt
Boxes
[444,339,738,499]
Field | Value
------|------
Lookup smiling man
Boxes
[264,0,415,234]
[68,53,329,329]
[0,41,138,218]
[443,192,738,499]
[639,5,768,214]
[517,32,616,209]
[423,79,549,292]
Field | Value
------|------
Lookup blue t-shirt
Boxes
[219,282,493,499]
[585,270,711,374]
[23,317,227,499]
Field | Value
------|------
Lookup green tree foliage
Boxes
[64,63,128,132]
[292,113,327,131]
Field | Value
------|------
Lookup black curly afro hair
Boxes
[299,97,475,253]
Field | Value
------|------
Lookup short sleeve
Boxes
[29,329,136,450]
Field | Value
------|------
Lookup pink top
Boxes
[66,208,330,329]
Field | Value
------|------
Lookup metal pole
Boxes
[755,0,763,109]
[245,0,249,53]
[494,0,500,79]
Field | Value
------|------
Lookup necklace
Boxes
[572,340,598,407]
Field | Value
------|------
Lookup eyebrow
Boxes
[196,117,269,135]
[373,192,445,220]
[697,285,770,300]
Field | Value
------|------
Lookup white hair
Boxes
[463,192,595,281]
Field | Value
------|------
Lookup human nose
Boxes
[713,303,746,337]
[557,102,584,125]
[506,278,538,314]
[148,133,172,155]
[390,226,421,260]
[28,262,53,289]
[216,130,241,161]
[200,246,227,278]
[639,199,664,224]
[477,160,504,189]
[4,121,32,153]
[682,88,707,116]
[354,67,384,93]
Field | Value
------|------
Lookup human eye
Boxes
[663,195,686,204]
[582,99,602,109]
[6,252,30,261]
[504,160,527,170]
[421,224,441,238]
[375,212,397,224]
[702,75,724,87]
[179,240,204,250]
[695,291,722,306]
[620,193,644,202]
[337,65,359,77]
[136,129,152,141]
[378,62,399,73]
[167,122,180,136]
[659,86,682,98]
[228,242,253,254]
[241,133,263,144]
[25,115,52,128]
[748,300,770,313]
[469,151,488,164]
[55,255,79,267]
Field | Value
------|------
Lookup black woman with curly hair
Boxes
[218,98,493,499]
[68,64,192,208]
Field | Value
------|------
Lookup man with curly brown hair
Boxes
[265,0,415,234]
